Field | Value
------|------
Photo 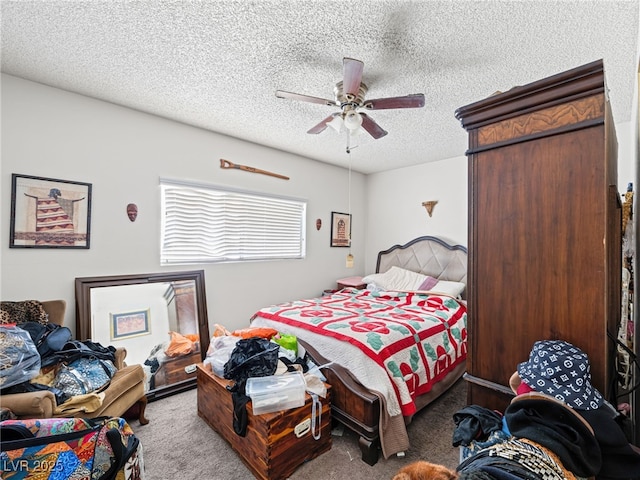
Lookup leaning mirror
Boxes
[75,270,209,401]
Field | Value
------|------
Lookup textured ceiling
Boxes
[2,1,639,174]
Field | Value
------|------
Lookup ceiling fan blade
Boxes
[363,93,426,110]
[343,57,364,97]
[307,113,341,134]
[360,113,388,139]
[276,90,338,107]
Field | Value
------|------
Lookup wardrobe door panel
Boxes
[459,61,619,413]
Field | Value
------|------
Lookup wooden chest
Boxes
[153,350,201,388]
[196,364,332,480]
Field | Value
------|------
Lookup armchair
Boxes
[1,300,149,424]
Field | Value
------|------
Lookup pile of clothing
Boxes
[453,340,640,480]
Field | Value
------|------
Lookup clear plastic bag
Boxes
[204,335,240,377]
[0,324,42,389]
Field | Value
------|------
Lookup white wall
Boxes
[2,74,636,336]
[363,121,637,277]
[364,156,468,273]
[0,74,367,333]
[618,120,637,193]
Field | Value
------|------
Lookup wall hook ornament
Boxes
[316,219,322,230]
[422,200,438,217]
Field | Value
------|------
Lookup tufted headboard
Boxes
[375,236,468,297]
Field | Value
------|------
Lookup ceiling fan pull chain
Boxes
[345,130,359,154]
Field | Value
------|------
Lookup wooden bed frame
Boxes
[301,235,468,465]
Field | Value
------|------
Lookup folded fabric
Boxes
[504,393,601,477]
[452,405,503,447]
[417,276,439,291]
[30,366,56,386]
[459,429,511,461]
[54,392,106,414]
[579,406,640,479]
[0,300,48,325]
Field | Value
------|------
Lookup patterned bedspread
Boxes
[251,288,467,416]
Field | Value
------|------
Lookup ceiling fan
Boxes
[275,57,425,140]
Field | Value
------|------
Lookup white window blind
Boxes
[160,179,306,264]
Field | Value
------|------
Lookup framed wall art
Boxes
[330,211,351,247]
[110,309,151,340]
[10,173,92,249]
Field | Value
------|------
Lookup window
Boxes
[160,179,306,264]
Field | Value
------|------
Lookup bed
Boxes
[250,235,468,465]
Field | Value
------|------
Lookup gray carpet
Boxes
[131,379,466,479]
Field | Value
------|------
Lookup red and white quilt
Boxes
[251,288,467,416]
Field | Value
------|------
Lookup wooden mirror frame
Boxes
[75,270,210,401]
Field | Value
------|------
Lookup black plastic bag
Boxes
[223,337,279,436]
[223,337,279,384]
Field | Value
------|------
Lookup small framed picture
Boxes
[10,173,92,249]
[330,211,351,247]
[110,309,151,340]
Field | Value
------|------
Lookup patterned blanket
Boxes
[252,288,467,416]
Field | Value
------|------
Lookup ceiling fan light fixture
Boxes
[328,115,344,133]
[344,110,363,131]
[276,57,424,140]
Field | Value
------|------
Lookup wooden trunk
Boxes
[196,364,332,480]
[153,349,201,388]
[455,59,621,413]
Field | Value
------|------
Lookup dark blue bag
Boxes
[17,321,72,364]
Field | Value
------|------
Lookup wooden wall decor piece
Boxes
[220,159,289,180]
[422,200,438,217]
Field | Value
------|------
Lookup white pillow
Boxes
[431,280,466,297]
[362,272,386,287]
[362,266,426,291]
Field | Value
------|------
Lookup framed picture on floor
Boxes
[330,211,351,247]
[10,173,92,249]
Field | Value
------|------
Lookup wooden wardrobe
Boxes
[455,60,622,412]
